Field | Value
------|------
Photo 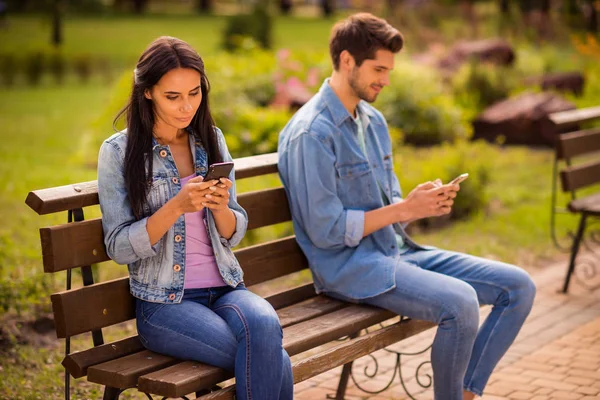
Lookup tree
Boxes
[196,0,212,13]
[51,0,63,47]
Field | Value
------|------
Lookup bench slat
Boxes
[62,336,144,379]
[25,153,278,216]
[568,192,600,215]
[193,319,436,400]
[560,161,600,192]
[50,237,308,338]
[61,283,317,378]
[87,350,179,389]
[238,187,291,230]
[39,190,294,274]
[558,128,600,159]
[549,106,600,128]
[278,295,347,328]
[237,237,307,286]
[138,305,398,398]
[40,218,107,273]
[51,277,133,338]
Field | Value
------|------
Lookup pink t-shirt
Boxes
[181,174,226,289]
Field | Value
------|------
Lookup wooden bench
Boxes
[549,106,600,293]
[26,152,436,400]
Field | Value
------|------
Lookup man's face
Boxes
[347,49,394,103]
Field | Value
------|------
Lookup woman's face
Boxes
[145,67,203,131]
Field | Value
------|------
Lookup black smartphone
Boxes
[203,162,234,182]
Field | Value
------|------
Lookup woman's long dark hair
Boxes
[114,36,222,219]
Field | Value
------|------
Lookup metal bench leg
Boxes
[102,386,123,400]
[328,332,360,400]
[563,213,588,293]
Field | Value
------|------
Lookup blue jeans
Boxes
[332,248,536,400]
[136,284,293,400]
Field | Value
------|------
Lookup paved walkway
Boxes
[292,258,600,400]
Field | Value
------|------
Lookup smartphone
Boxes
[203,162,234,182]
[449,173,469,185]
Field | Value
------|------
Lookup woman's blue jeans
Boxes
[333,248,536,400]
[136,284,293,400]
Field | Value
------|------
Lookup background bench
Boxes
[26,152,436,400]
[549,106,600,293]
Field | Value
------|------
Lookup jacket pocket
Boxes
[145,177,170,215]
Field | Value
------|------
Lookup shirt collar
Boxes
[319,78,377,127]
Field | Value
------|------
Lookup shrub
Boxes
[48,52,67,85]
[396,140,492,222]
[376,60,472,146]
[222,4,272,52]
[24,52,44,86]
[73,54,93,83]
[0,53,18,86]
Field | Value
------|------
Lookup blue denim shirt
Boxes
[98,127,247,304]
[278,80,423,300]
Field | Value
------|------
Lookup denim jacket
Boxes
[98,127,247,304]
[278,80,424,300]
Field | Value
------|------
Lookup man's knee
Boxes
[511,268,536,310]
[439,284,480,333]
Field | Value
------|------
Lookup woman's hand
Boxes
[202,178,232,214]
[174,176,219,215]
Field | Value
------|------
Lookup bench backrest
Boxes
[25,152,310,341]
[549,106,600,195]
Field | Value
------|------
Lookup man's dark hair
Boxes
[329,13,404,71]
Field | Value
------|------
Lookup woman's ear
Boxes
[144,88,152,100]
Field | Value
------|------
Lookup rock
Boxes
[541,71,585,96]
[438,39,515,74]
[472,92,577,146]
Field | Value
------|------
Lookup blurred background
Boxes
[0,0,599,397]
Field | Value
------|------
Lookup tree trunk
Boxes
[279,0,292,15]
[51,0,62,47]
[132,0,148,14]
[197,0,212,13]
[321,0,334,17]
[588,0,598,32]
[499,0,509,14]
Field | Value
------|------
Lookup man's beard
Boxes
[348,67,378,103]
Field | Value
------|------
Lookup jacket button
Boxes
[168,293,176,301]
[159,150,167,158]
[173,264,181,272]
[174,235,182,242]
[172,177,179,184]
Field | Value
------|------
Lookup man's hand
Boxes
[403,180,460,221]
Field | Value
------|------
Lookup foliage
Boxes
[376,60,472,146]
[222,4,272,52]
[396,140,492,222]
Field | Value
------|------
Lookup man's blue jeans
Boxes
[332,248,536,400]
[136,284,293,400]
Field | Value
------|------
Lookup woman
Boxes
[97,36,293,400]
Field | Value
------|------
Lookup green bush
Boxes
[452,61,515,119]
[24,52,44,86]
[396,140,492,222]
[222,4,272,52]
[376,60,472,146]
[73,54,94,83]
[48,52,67,85]
[0,53,18,86]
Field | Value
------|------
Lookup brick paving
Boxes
[292,257,600,400]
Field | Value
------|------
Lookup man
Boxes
[277,13,536,400]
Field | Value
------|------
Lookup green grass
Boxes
[0,14,333,63]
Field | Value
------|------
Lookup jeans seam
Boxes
[214,304,252,400]
[463,288,511,394]
[140,316,235,362]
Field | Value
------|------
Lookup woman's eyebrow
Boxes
[164,85,201,94]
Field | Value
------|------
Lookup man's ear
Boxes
[339,50,356,72]
[144,88,152,100]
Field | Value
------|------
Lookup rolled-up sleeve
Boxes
[98,141,157,265]
[215,127,248,248]
[284,132,364,250]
